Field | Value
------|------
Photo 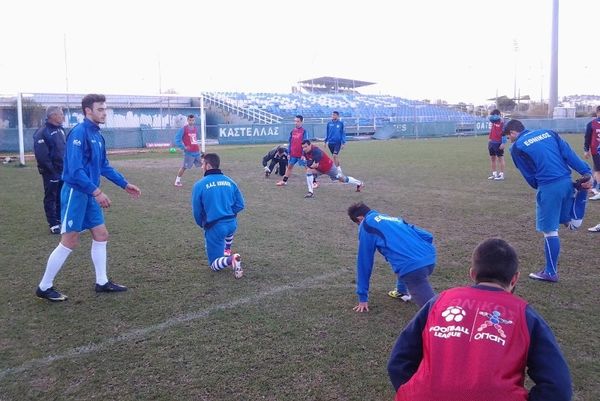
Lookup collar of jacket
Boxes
[83,118,100,131]
[204,169,222,176]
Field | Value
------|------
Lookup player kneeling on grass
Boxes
[192,153,245,278]
[388,238,572,401]
[347,202,436,312]
[301,140,363,198]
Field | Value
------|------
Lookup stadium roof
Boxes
[297,76,375,93]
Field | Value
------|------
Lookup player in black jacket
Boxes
[262,145,288,178]
[33,106,66,234]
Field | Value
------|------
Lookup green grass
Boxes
[1,136,598,400]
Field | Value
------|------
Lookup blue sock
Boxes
[543,236,560,276]
[571,187,588,220]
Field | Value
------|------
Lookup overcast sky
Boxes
[1,0,598,105]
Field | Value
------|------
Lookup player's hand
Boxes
[499,144,505,150]
[125,184,141,199]
[579,177,593,190]
[584,151,590,159]
[353,302,369,313]
[94,192,111,208]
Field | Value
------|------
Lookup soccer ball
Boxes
[169,147,177,153]
[441,306,466,322]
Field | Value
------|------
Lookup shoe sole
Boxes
[232,254,243,279]
[528,274,558,283]
[36,294,68,302]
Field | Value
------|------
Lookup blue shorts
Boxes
[288,157,306,167]
[328,142,343,155]
[60,184,104,233]
[488,142,504,157]
[536,178,574,232]
[183,153,202,169]
[204,219,237,264]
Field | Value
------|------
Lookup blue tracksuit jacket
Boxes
[191,169,245,229]
[356,210,436,302]
[325,119,346,144]
[510,129,590,189]
[62,118,127,195]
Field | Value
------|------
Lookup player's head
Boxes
[276,145,286,154]
[332,111,340,120]
[46,106,64,126]
[187,114,195,125]
[301,139,312,153]
[470,238,519,290]
[294,115,303,127]
[202,153,220,171]
[596,105,600,116]
[82,94,107,124]
[502,119,525,142]
[489,109,501,123]
[347,202,371,225]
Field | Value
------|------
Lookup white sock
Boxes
[492,171,497,177]
[175,176,181,183]
[306,174,314,193]
[337,167,343,176]
[346,176,361,186]
[91,240,108,285]
[39,243,72,290]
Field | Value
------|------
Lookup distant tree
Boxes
[496,96,516,112]
[12,98,46,128]
[163,88,178,94]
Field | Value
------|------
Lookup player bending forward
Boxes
[301,140,363,198]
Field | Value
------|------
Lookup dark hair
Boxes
[188,114,195,119]
[596,105,600,113]
[347,202,371,224]
[332,111,339,116]
[502,119,525,135]
[295,115,303,122]
[81,94,106,115]
[301,139,311,146]
[471,238,518,286]
[490,109,501,116]
[202,153,220,169]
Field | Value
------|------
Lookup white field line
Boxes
[0,270,345,381]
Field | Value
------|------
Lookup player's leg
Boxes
[42,173,61,233]
[590,155,600,200]
[529,183,565,282]
[337,170,363,192]
[304,167,316,198]
[400,265,436,307]
[84,196,126,292]
[277,158,288,176]
[388,275,411,302]
[36,184,83,301]
[175,155,192,186]
[224,233,234,256]
[488,143,497,179]
[564,182,589,230]
[206,221,242,277]
[495,149,505,180]
[277,158,297,186]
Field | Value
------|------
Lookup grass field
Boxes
[1,136,599,400]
